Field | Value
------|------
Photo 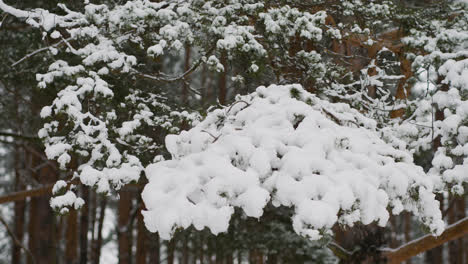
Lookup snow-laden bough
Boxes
[142,84,444,240]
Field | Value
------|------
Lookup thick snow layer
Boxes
[142,84,444,240]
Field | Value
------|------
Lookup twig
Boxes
[0,215,36,264]
[201,130,220,142]
[11,38,69,67]
[227,100,250,114]
[328,241,352,260]
[133,46,215,83]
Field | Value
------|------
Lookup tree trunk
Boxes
[27,197,38,264]
[182,233,189,264]
[136,205,147,264]
[28,163,57,264]
[148,233,160,264]
[92,196,107,264]
[404,213,412,264]
[167,239,175,264]
[65,209,78,264]
[218,52,227,105]
[118,190,132,264]
[12,148,25,264]
[448,196,465,264]
[182,45,191,104]
[80,186,90,264]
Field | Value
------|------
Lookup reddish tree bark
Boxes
[148,233,160,264]
[27,163,57,264]
[136,205,147,264]
[118,190,132,264]
[65,209,78,264]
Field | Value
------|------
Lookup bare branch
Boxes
[382,217,468,264]
[0,215,36,264]
[133,46,216,83]
[0,131,38,141]
[11,38,69,67]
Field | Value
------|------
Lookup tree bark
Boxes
[182,233,189,264]
[218,52,227,105]
[28,163,57,264]
[167,239,176,264]
[404,213,412,264]
[65,209,78,264]
[118,190,132,264]
[79,186,90,264]
[148,233,160,264]
[136,205,147,264]
[12,148,25,264]
[92,196,107,264]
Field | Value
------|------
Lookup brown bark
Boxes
[0,183,54,204]
[0,178,80,205]
[80,186,90,264]
[136,206,147,264]
[65,209,78,264]
[148,233,160,264]
[383,217,468,264]
[28,163,57,264]
[92,196,107,264]
[167,239,176,264]
[118,190,132,264]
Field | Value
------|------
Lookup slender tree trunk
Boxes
[182,45,191,104]
[118,190,132,264]
[182,233,189,264]
[90,192,97,251]
[92,196,107,264]
[404,213,412,264]
[12,148,25,264]
[136,205,147,264]
[167,239,175,264]
[80,186,90,264]
[148,233,160,264]
[27,197,38,264]
[218,52,227,105]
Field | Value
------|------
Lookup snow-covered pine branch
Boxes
[142,84,444,240]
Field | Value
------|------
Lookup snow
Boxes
[142,84,445,240]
